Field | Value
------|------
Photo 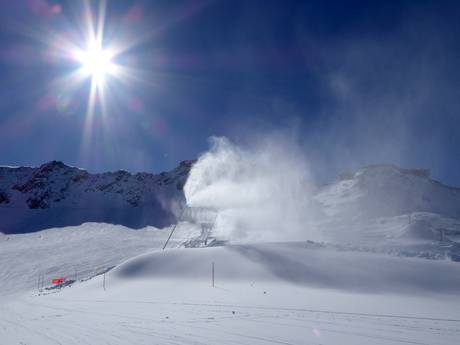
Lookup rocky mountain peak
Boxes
[0,160,194,234]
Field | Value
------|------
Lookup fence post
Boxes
[103,272,106,291]
[39,274,44,293]
[212,262,215,288]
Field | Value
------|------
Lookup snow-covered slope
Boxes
[113,243,460,294]
[0,222,201,297]
[315,165,460,219]
[312,165,460,258]
[0,160,193,234]
[2,242,460,345]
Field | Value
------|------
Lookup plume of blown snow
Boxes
[184,136,318,242]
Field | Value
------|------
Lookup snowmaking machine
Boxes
[163,206,222,249]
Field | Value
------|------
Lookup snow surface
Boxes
[310,165,460,259]
[2,163,460,344]
[314,165,460,220]
[0,222,200,297]
[1,227,460,345]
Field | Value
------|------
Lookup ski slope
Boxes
[1,236,460,345]
[0,222,200,297]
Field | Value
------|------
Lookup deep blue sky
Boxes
[0,0,459,186]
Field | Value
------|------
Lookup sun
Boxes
[45,0,144,122]
[75,42,116,86]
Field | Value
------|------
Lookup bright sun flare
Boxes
[76,43,115,85]
[51,0,133,123]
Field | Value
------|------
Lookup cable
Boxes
[162,207,186,250]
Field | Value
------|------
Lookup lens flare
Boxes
[75,43,115,87]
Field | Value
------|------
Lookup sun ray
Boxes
[96,0,107,47]
[82,0,96,46]
[51,68,88,91]
[108,0,212,58]
[33,0,211,165]
[79,77,98,165]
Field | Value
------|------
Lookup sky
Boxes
[0,0,459,186]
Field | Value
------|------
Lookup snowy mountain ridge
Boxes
[0,160,194,233]
[1,160,460,243]
[317,164,460,220]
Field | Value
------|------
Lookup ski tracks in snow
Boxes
[2,295,459,345]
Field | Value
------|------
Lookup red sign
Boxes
[52,278,65,284]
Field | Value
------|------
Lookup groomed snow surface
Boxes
[1,224,460,345]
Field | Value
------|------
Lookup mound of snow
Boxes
[111,243,460,295]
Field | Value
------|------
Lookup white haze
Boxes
[184,136,318,242]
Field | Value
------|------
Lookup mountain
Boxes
[2,160,460,252]
[315,165,460,220]
[313,165,460,259]
[0,160,194,234]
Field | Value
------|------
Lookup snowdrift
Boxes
[111,243,460,295]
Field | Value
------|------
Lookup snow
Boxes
[1,230,460,345]
[310,165,460,259]
[0,222,200,297]
[314,165,460,220]
[2,162,460,344]
[4,279,460,345]
[113,243,460,295]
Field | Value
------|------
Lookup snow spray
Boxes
[184,136,318,241]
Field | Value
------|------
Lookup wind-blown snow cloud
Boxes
[184,136,318,241]
[299,6,460,185]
